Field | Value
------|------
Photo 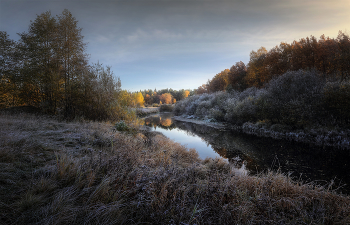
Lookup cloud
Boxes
[121,29,184,43]
[1,0,349,91]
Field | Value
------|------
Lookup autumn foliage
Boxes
[178,31,350,140]
[196,31,350,94]
[133,89,192,106]
[134,92,145,107]
[159,93,172,104]
[0,10,135,121]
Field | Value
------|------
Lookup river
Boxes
[143,112,350,194]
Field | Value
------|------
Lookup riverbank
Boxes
[1,113,350,224]
[173,115,228,130]
[173,115,350,149]
[135,107,160,117]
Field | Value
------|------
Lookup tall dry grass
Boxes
[1,113,349,224]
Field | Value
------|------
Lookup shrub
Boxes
[114,121,129,131]
[209,107,225,121]
[174,69,350,130]
[195,100,211,117]
[263,70,325,125]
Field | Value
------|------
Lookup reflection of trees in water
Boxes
[143,114,177,130]
[161,118,172,127]
[144,115,350,193]
[173,120,350,194]
[173,120,263,173]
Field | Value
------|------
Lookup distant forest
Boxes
[135,89,193,107]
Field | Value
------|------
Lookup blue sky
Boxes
[1,0,349,91]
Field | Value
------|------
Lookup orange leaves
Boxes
[184,90,190,98]
[159,93,173,104]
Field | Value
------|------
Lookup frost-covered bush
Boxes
[265,70,324,104]
[230,97,258,124]
[209,107,225,121]
[208,92,229,117]
[195,100,211,117]
[237,86,259,101]
[185,99,199,115]
[173,100,186,115]
[174,94,200,115]
[225,88,267,124]
[174,69,350,129]
[262,70,325,126]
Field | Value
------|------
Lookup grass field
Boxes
[1,113,349,224]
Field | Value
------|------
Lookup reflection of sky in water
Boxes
[150,125,225,160]
[143,114,350,194]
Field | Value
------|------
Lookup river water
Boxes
[143,112,350,194]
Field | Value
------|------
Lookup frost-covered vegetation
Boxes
[175,70,350,147]
[1,113,350,224]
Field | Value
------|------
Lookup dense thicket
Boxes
[177,31,350,135]
[0,10,129,121]
[175,70,350,130]
[197,32,350,94]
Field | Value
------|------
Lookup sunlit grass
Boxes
[1,113,349,224]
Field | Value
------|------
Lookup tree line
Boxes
[174,31,350,139]
[0,10,134,121]
[132,89,193,107]
[0,9,195,118]
[196,31,350,94]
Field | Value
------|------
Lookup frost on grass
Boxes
[0,113,350,224]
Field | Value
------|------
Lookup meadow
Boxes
[1,112,350,224]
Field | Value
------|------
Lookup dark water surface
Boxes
[143,113,350,194]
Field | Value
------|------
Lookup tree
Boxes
[228,61,247,91]
[17,11,60,111]
[144,94,151,105]
[184,90,190,98]
[0,31,20,107]
[207,69,230,93]
[337,31,350,81]
[135,92,145,107]
[195,84,208,95]
[159,93,173,104]
[246,47,269,87]
[57,9,88,117]
[16,9,88,116]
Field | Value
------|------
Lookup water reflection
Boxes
[144,113,176,130]
[143,113,350,194]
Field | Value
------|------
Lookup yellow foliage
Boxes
[135,92,145,107]
[184,90,190,98]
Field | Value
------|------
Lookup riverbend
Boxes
[144,112,350,194]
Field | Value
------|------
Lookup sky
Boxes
[1,0,349,92]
